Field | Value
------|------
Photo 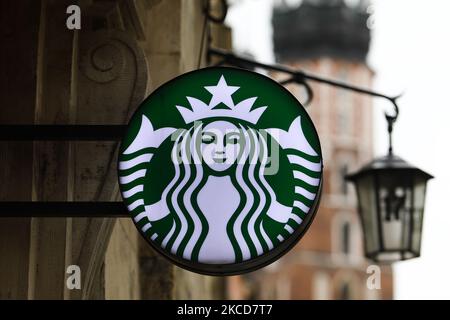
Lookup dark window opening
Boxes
[340,164,349,195]
[341,221,351,255]
[338,282,351,300]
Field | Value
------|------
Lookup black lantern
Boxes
[346,114,433,263]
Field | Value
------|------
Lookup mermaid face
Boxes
[200,121,243,172]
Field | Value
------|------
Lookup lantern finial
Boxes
[384,94,401,156]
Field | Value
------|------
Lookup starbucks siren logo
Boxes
[118,67,323,275]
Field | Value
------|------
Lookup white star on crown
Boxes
[176,75,267,124]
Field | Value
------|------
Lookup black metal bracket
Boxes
[0,125,128,218]
[0,125,125,141]
[0,202,128,218]
[208,47,402,155]
[208,47,401,119]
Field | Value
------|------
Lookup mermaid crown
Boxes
[176,75,267,124]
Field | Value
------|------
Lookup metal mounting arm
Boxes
[209,48,400,116]
[208,47,401,154]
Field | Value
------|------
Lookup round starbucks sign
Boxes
[118,67,323,275]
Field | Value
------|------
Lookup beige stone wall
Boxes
[173,268,225,300]
[105,219,140,300]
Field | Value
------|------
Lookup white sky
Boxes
[227,0,450,300]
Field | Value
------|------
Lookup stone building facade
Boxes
[228,0,394,300]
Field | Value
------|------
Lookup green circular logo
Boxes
[118,67,323,275]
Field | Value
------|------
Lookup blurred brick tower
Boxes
[227,0,393,300]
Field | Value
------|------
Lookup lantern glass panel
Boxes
[411,178,427,254]
[355,175,379,255]
[377,172,413,253]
